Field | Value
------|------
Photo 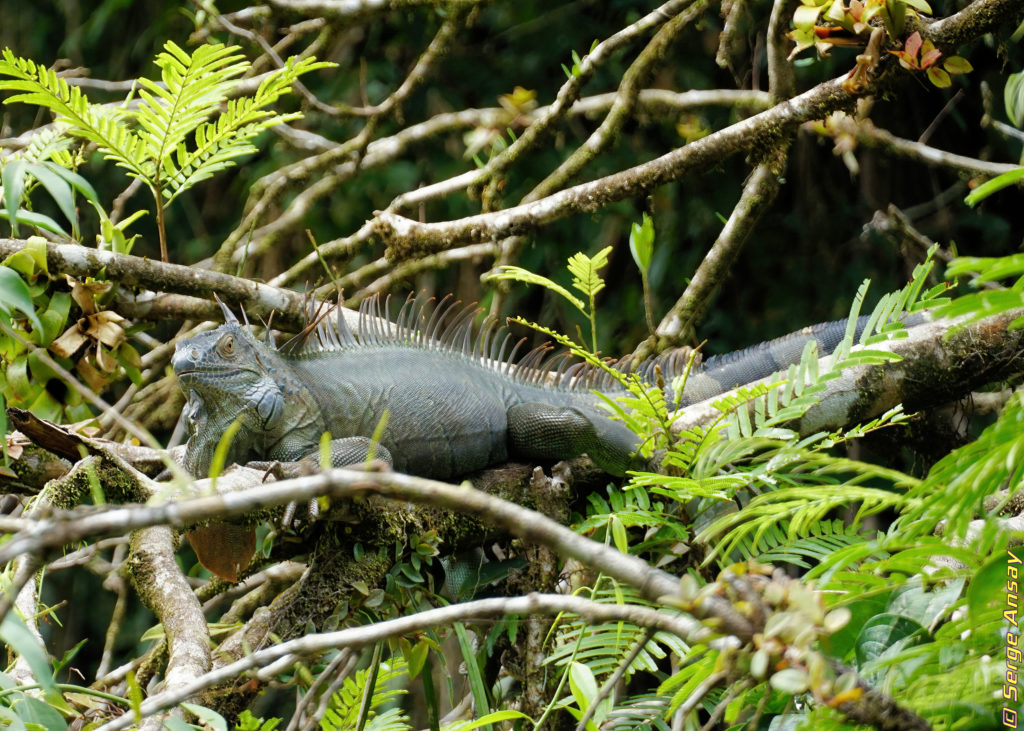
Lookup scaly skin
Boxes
[171,298,878,481]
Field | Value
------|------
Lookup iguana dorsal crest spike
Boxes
[214,293,239,325]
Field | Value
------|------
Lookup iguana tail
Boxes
[677,313,926,405]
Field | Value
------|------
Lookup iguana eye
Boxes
[216,334,236,357]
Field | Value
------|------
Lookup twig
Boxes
[93,592,710,731]
[637,148,788,355]
[373,75,858,259]
[573,628,657,731]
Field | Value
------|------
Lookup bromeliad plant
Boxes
[0,41,331,261]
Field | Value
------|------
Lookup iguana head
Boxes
[172,321,282,410]
[172,299,321,475]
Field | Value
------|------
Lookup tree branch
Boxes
[373,76,856,259]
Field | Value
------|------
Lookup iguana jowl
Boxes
[172,296,866,482]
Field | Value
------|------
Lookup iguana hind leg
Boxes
[507,401,642,476]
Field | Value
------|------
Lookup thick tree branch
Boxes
[919,0,1024,47]
[0,238,314,330]
[671,309,1024,434]
[374,76,856,259]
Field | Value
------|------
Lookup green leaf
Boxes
[442,710,531,730]
[568,661,599,713]
[454,623,490,725]
[854,613,927,667]
[41,161,101,208]
[10,695,68,730]
[943,56,972,74]
[629,212,654,272]
[2,235,49,278]
[405,639,430,680]
[162,719,193,731]
[0,265,43,332]
[793,3,823,27]
[1,158,28,235]
[926,66,951,88]
[487,266,586,313]
[22,161,77,234]
[610,515,629,554]
[568,246,612,301]
[968,549,1018,622]
[0,613,57,695]
[181,703,228,731]
[209,418,243,481]
[964,167,1024,206]
[1006,70,1024,128]
[0,208,69,237]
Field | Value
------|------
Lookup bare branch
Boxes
[374,76,856,259]
[93,592,710,731]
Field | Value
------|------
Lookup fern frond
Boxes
[0,49,150,180]
[17,126,73,165]
[604,692,673,730]
[134,41,249,171]
[544,582,689,682]
[746,519,870,568]
[697,483,909,565]
[895,391,1024,540]
[318,657,409,731]
[161,54,330,203]
[568,245,612,300]
[488,266,586,312]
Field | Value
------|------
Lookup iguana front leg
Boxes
[507,401,646,476]
[251,436,395,526]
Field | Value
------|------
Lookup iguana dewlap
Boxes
[171,296,866,579]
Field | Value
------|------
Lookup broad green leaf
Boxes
[943,56,973,74]
[0,208,69,237]
[1,158,28,235]
[0,613,56,694]
[968,549,1019,622]
[23,161,77,232]
[0,265,43,332]
[1006,70,1024,128]
[163,719,195,731]
[11,695,68,730]
[41,161,101,207]
[888,577,964,629]
[926,66,951,88]
[0,704,27,731]
[2,238,48,280]
[568,661,599,712]
[629,213,654,271]
[181,703,228,731]
[854,613,927,667]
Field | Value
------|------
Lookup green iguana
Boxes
[171,295,876,579]
[173,296,876,480]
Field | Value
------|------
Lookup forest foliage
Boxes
[0,0,1023,729]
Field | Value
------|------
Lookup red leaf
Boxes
[904,31,923,59]
[920,48,942,68]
